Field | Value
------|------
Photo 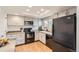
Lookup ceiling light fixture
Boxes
[26,9,30,12]
[14,14,19,15]
[40,10,50,16]
[37,11,40,14]
[28,6,32,8]
[41,8,45,11]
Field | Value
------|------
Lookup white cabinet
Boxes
[35,31,46,44]
[7,15,24,26]
[7,15,24,31]
[16,32,25,45]
[7,32,25,45]
[35,31,39,41]
[38,32,46,44]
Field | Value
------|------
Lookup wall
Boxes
[77,7,79,52]
[0,7,7,37]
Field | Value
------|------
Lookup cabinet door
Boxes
[8,15,24,25]
[38,32,46,44]
[16,33,25,45]
[41,33,46,44]
[35,31,39,41]
[38,32,42,41]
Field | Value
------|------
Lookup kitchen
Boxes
[0,6,76,52]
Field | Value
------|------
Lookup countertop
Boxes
[39,31,52,35]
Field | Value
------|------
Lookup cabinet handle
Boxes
[67,17,71,19]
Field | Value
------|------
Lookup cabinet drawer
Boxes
[16,38,25,45]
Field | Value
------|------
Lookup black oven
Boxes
[24,28,34,44]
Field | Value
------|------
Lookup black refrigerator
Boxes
[53,14,76,51]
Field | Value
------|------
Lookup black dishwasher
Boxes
[46,34,53,49]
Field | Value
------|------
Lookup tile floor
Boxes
[0,39,15,52]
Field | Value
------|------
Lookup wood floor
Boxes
[46,39,74,52]
[15,41,52,52]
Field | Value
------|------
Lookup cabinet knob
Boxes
[67,17,71,19]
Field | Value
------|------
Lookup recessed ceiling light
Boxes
[26,9,30,11]
[41,8,45,11]
[37,11,40,14]
[45,10,50,13]
[28,6,32,8]
[40,10,50,15]
[14,13,19,15]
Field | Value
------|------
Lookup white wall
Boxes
[77,7,79,52]
[0,7,7,37]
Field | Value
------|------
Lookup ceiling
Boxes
[1,6,75,18]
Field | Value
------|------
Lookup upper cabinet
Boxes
[7,15,24,26]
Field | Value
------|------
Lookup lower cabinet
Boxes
[16,38,25,45]
[15,32,25,45]
[35,31,39,41]
[38,32,46,44]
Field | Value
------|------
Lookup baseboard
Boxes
[15,43,25,47]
